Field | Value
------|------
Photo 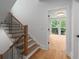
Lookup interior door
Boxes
[72,1,79,59]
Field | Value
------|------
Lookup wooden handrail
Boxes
[9,12,24,30]
[3,12,28,56]
[9,12,23,26]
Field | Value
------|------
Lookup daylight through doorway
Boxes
[48,8,67,51]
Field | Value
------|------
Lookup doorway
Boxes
[48,8,67,51]
[30,8,69,59]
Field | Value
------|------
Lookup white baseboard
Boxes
[39,44,48,50]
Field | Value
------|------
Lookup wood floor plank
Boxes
[30,34,70,59]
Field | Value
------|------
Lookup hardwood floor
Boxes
[30,34,70,59]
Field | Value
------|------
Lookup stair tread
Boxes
[28,44,39,53]
[28,42,36,48]
[29,36,32,39]
[6,30,23,33]
[28,39,32,42]
[16,44,23,49]
[1,22,20,25]
[10,35,24,38]
[9,34,24,39]
[8,32,23,34]
[1,23,21,27]
[18,38,24,43]
[17,42,24,47]
[26,46,40,58]
[5,28,22,30]
[9,33,24,35]
[28,40,35,46]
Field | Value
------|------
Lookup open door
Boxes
[72,0,79,59]
[48,8,67,53]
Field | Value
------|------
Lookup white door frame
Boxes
[48,6,72,57]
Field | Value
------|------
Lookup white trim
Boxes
[48,7,72,58]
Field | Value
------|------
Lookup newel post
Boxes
[24,25,28,55]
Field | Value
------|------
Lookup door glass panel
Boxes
[60,17,66,35]
[60,17,66,28]
[51,18,58,34]
[51,18,58,28]
[51,17,66,35]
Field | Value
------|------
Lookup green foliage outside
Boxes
[51,18,58,28]
[51,17,66,35]
[60,17,66,28]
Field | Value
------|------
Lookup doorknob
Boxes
[76,35,79,38]
[48,28,50,31]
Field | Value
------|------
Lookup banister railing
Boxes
[10,35,24,49]
[3,35,24,59]
[9,12,25,32]
[10,12,28,55]
[3,12,28,59]
[9,12,23,26]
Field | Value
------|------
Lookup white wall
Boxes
[11,0,49,49]
[0,0,16,18]
[11,0,72,54]
[0,28,12,54]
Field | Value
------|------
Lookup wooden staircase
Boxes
[0,13,40,59]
